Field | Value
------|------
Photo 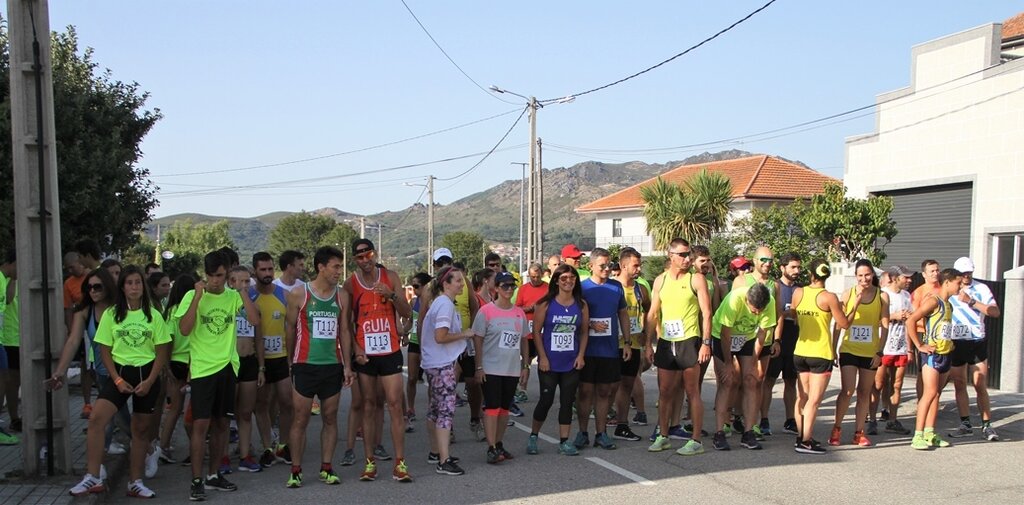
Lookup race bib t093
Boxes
[551,332,575,352]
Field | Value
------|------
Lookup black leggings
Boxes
[533,369,580,425]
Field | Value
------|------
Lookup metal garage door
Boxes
[875,182,972,269]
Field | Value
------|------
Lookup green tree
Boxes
[269,212,358,274]
[163,219,234,258]
[800,183,897,264]
[441,231,485,272]
[641,169,733,249]
[706,233,744,280]
[732,200,828,262]
[122,235,157,267]
[0,26,161,252]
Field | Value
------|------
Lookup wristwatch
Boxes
[702,339,712,346]
[259,366,266,372]
[967,298,976,308]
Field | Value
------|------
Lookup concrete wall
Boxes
[1001,265,1024,393]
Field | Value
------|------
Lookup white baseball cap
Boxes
[432,248,454,262]
[953,256,975,273]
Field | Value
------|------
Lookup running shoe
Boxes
[514,390,529,403]
[758,418,772,436]
[982,425,1000,442]
[684,423,710,437]
[189,477,206,501]
[436,457,464,475]
[732,415,745,434]
[238,455,261,472]
[426,453,460,464]
[573,431,590,449]
[608,408,617,421]
[853,430,872,447]
[393,459,413,482]
[675,439,704,456]
[740,430,762,450]
[159,447,177,464]
[712,431,730,451]
[721,423,734,437]
[126,478,156,498]
[218,455,232,475]
[866,420,878,436]
[286,472,302,488]
[0,429,19,446]
[259,449,275,468]
[311,400,321,416]
[69,474,105,496]
[180,455,191,467]
[558,440,580,456]
[276,444,292,464]
[455,396,467,408]
[910,435,930,450]
[926,433,950,448]
[667,425,691,440]
[320,469,340,485]
[145,445,161,478]
[497,443,514,461]
[509,403,525,417]
[594,432,617,450]
[9,418,21,432]
[526,434,539,455]
[828,426,842,446]
[340,449,356,466]
[487,446,501,464]
[204,473,237,492]
[885,420,911,435]
[795,439,827,455]
[647,435,671,452]
[782,418,799,435]
[373,444,392,461]
[406,410,417,423]
[229,426,239,444]
[752,425,766,441]
[632,412,648,426]
[81,404,93,420]
[359,459,377,481]
[948,421,973,438]
[879,409,890,422]
[648,425,661,442]
[108,441,127,455]
[470,420,486,442]
[613,424,642,441]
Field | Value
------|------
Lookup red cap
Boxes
[729,256,752,270]
[560,244,583,259]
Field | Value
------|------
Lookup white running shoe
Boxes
[70,474,105,496]
[127,479,156,498]
[145,444,161,478]
[107,441,128,455]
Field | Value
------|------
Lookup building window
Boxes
[612,219,622,238]
[991,233,1024,281]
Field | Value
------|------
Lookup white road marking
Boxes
[511,421,559,444]
[586,457,656,486]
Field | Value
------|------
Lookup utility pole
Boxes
[511,162,528,274]
[8,0,72,476]
[360,217,366,239]
[154,224,162,265]
[427,175,435,275]
[536,137,544,261]
[527,97,539,264]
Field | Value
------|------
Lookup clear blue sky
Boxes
[11,2,1018,218]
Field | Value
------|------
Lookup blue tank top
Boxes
[87,307,109,376]
[541,298,583,373]
[778,281,797,320]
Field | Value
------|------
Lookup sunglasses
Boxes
[88,283,104,292]
[757,257,774,264]
[596,264,611,270]
[354,249,374,260]
[498,283,516,290]
[669,250,690,257]
[487,262,501,268]
[558,275,575,283]
[411,284,421,290]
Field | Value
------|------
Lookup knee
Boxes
[742,374,759,389]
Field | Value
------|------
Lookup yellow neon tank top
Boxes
[657,272,699,342]
[623,284,643,349]
[794,287,834,360]
[839,287,882,358]
[924,294,953,355]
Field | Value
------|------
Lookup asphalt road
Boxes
[99,365,1024,505]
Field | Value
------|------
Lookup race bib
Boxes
[935,323,952,342]
[364,332,393,355]
[264,335,283,354]
[590,317,612,337]
[551,332,575,352]
[849,325,872,343]
[236,316,255,338]
[312,317,337,340]
[882,328,906,355]
[730,334,748,353]
[528,319,534,335]
[949,323,972,340]
[498,330,521,350]
[630,316,642,334]
[662,319,683,339]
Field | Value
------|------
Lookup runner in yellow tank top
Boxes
[829,259,890,447]
[612,248,649,440]
[906,268,963,450]
[791,261,851,455]
[643,239,712,456]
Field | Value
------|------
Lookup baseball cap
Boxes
[953,257,975,273]
[352,238,374,254]
[561,244,583,259]
[887,264,914,277]
[729,256,752,270]
[495,272,516,285]
[432,247,454,262]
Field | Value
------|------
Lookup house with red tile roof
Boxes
[575,154,837,256]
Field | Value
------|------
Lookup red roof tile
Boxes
[1003,12,1024,41]
[575,154,838,213]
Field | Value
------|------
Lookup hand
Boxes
[519,369,529,388]
[372,283,394,299]
[400,333,409,346]
[475,369,486,383]
[698,343,711,364]
[134,378,153,397]
[538,357,550,373]
[870,355,881,369]
[115,378,135,394]
[45,374,65,391]
[622,347,632,362]
[355,354,368,365]
[462,329,475,339]
[957,291,971,304]
[590,321,609,333]
[917,344,936,355]
[770,341,781,358]
[644,345,655,364]
[194,280,206,298]
[574,356,586,371]
[343,369,355,388]
[854,284,865,299]
[257,371,265,388]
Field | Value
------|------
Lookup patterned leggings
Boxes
[425,364,457,430]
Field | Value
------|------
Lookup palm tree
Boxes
[641,169,733,250]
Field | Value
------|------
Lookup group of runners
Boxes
[31,236,1002,499]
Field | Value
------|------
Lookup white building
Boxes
[576,154,837,255]
[844,13,1024,280]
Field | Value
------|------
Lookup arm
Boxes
[468,286,480,323]
[240,290,260,327]
[693,273,713,363]
[284,288,301,363]
[137,341,170,397]
[53,310,87,380]
[618,307,632,361]
[473,330,485,383]
[533,302,551,371]
[338,290,354,386]
[575,302,590,370]
[906,296,939,354]
[179,284,204,336]
[832,289,850,351]
[645,275,664,361]
[388,270,412,319]
[826,292,852,330]
[99,344,131,393]
[958,286,1001,318]
[877,292,890,355]
[416,290,433,342]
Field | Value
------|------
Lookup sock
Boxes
[471,417,480,424]
[489,445,497,451]
[560,437,568,444]
[981,418,991,427]
[207,473,218,481]
[960,416,970,424]
[530,432,539,437]
[914,430,923,438]
[496,441,503,449]
[760,417,769,424]
[292,465,302,474]
[924,427,935,436]
[320,463,332,472]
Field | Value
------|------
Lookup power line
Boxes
[387,184,429,232]
[152,108,522,178]
[538,0,778,104]
[399,0,518,105]
[436,105,529,188]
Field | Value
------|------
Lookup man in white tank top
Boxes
[873,265,914,435]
